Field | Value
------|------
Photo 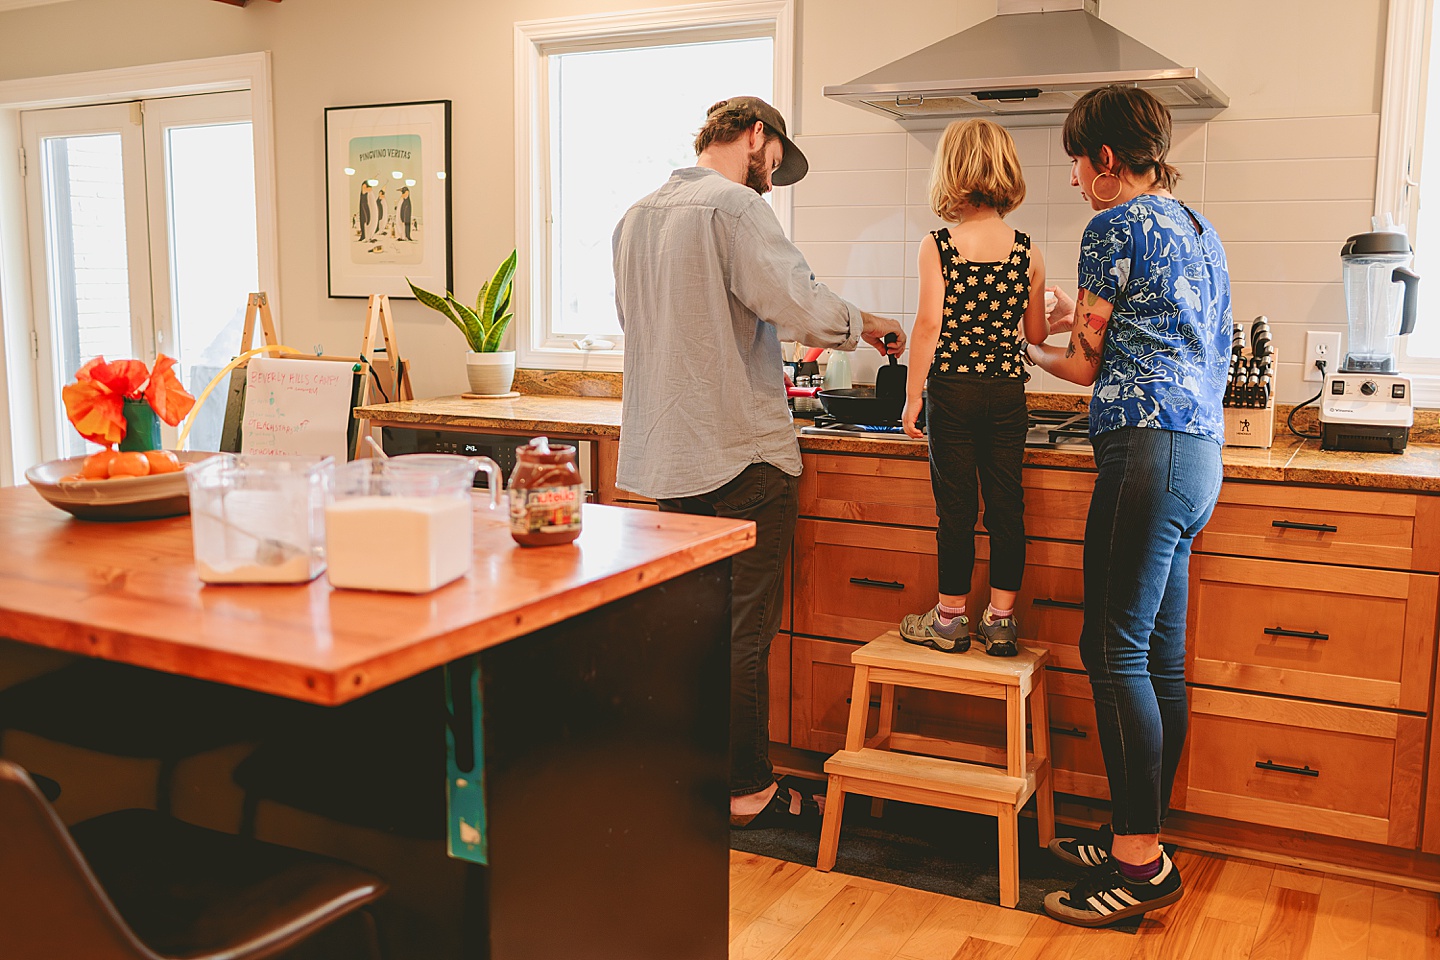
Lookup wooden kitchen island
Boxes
[0,487,754,960]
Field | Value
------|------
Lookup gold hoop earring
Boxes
[1090,171,1123,203]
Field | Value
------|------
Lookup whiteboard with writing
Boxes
[241,357,354,461]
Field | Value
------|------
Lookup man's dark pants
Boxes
[658,462,799,796]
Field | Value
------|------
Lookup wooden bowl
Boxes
[25,450,218,521]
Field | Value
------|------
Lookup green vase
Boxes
[119,398,161,452]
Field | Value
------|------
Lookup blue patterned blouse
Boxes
[1078,194,1232,444]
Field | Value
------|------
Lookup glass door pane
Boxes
[146,92,258,452]
[23,103,151,460]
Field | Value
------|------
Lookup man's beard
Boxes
[744,147,772,195]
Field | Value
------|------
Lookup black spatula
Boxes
[874,333,906,404]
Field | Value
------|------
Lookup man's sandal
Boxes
[731,777,822,830]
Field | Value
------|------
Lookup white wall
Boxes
[0,0,1388,411]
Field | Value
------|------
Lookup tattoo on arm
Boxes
[1065,338,1077,359]
[1077,330,1102,364]
[1082,309,1107,332]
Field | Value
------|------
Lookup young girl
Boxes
[900,119,1049,658]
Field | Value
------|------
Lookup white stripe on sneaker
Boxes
[1079,845,1105,866]
[1114,888,1142,906]
[1086,895,1112,915]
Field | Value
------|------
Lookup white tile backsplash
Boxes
[787,113,1381,403]
[793,205,907,243]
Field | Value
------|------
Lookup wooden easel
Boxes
[219,292,414,458]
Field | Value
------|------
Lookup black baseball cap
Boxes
[708,96,808,186]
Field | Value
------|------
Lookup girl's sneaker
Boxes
[976,612,1018,657]
[1043,853,1183,927]
[899,607,970,653]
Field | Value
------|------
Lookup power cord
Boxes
[1287,359,1326,439]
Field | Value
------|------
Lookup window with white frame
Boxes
[514,1,793,371]
[1379,0,1440,398]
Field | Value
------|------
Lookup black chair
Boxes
[0,760,387,960]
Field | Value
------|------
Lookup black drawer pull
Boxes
[1264,626,1329,642]
[850,577,905,590]
[1033,597,1084,610]
[845,698,885,709]
[1050,725,1087,739]
[1271,519,1338,534]
[1256,760,1319,778]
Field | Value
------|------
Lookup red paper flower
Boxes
[145,355,196,427]
[60,354,196,446]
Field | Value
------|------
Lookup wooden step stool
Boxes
[816,630,1055,908]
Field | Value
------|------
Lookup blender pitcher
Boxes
[327,454,500,593]
[1340,220,1420,373]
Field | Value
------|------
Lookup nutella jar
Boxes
[507,438,583,547]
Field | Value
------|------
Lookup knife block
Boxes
[1223,347,1276,448]
[1224,403,1275,447]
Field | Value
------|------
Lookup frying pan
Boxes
[815,386,906,425]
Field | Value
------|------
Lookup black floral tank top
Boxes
[929,227,1032,381]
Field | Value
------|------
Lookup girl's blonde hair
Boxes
[928,119,1026,221]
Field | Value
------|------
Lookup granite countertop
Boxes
[356,395,1440,494]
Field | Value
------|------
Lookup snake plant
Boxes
[408,249,516,352]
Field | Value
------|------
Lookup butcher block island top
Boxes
[357,395,1440,493]
[0,487,753,706]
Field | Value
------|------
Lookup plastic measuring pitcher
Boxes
[326,454,501,593]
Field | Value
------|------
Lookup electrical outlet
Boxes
[1304,331,1342,382]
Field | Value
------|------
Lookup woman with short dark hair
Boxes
[1025,84,1232,927]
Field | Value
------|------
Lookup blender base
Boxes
[1320,421,1409,453]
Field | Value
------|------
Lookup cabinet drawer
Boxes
[799,455,936,526]
[1014,540,1086,672]
[793,519,942,642]
[1045,670,1108,801]
[798,454,1095,542]
[793,520,1084,661]
[1187,556,1438,712]
[1184,689,1425,847]
[1196,483,1440,572]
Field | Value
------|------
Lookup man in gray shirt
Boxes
[613,96,905,828]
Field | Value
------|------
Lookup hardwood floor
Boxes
[728,849,1440,960]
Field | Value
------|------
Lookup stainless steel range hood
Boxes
[823,0,1227,125]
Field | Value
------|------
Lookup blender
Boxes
[1319,220,1420,452]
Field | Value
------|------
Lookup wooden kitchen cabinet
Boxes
[1187,555,1438,712]
[1184,688,1426,848]
[1196,483,1440,572]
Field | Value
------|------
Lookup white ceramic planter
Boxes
[465,351,516,396]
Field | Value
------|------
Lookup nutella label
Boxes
[509,483,583,536]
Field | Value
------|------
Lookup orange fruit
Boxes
[107,451,151,478]
[143,449,182,474]
[81,450,118,480]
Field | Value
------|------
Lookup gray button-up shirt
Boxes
[613,167,861,500]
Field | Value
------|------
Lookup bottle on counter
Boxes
[822,349,852,391]
[508,437,584,547]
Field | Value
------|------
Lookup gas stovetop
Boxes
[797,410,1092,449]
[798,416,919,440]
[1025,410,1092,449]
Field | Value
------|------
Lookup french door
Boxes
[23,91,261,458]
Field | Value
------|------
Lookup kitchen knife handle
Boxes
[1033,597,1084,610]
[1255,760,1319,778]
[850,577,905,590]
[1271,519,1338,533]
[1264,626,1329,641]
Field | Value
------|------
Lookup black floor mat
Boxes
[730,786,1142,931]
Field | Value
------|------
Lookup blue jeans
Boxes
[1081,427,1222,836]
